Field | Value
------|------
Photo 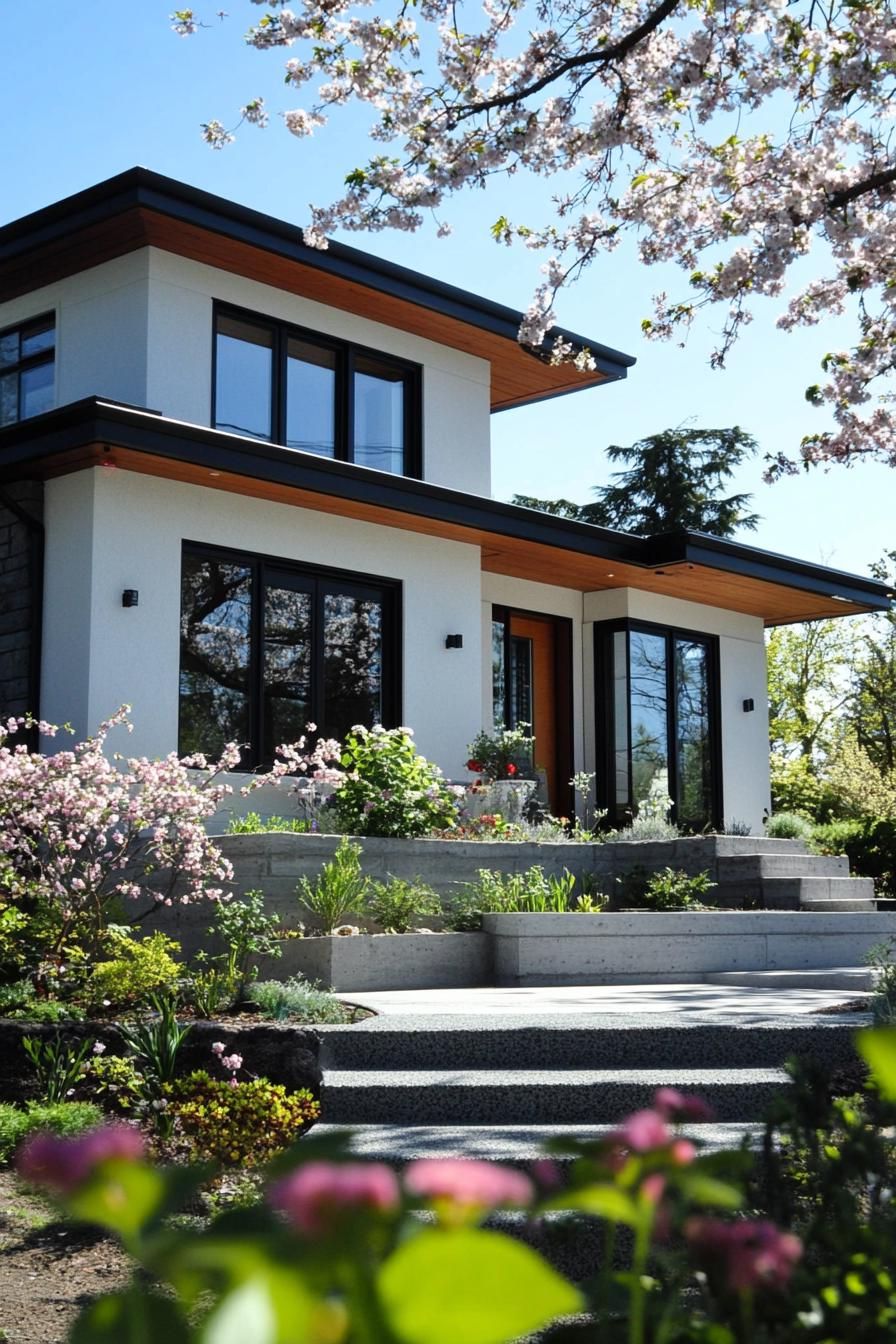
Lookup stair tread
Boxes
[312,1122,764,1161]
[324,1067,789,1085]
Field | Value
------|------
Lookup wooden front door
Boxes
[493,607,573,817]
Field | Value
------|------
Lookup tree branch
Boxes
[445,0,682,125]
[828,163,896,210]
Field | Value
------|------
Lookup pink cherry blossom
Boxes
[17,1124,145,1194]
[403,1158,534,1210]
[269,1161,400,1235]
[607,1109,671,1154]
[653,1088,715,1124]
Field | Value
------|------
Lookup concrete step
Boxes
[311,1122,764,1167]
[317,1014,858,1071]
[704,967,873,991]
[759,876,876,909]
[799,896,878,912]
[717,853,849,880]
[321,1067,791,1125]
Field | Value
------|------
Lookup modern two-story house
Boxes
[0,169,891,833]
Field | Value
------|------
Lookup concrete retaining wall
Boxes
[259,932,490,992]
[484,910,896,986]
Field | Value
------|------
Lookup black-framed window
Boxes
[178,543,400,766]
[594,619,721,831]
[0,314,55,427]
[212,304,422,477]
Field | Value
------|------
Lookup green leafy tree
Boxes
[512,427,759,537]
[848,550,896,773]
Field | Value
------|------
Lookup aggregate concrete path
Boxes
[338,973,870,1017]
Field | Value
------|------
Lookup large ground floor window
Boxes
[179,544,400,765]
[594,620,721,831]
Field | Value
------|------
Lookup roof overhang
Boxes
[2,399,891,626]
[0,168,634,413]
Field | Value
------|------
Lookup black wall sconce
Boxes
[445,634,463,649]
[742,698,754,713]
[122,589,139,608]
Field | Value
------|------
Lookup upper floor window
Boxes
[0,314,55,427]
[213,306,421,477]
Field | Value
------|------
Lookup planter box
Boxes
[484,910,896,986]
[260,931,490,992]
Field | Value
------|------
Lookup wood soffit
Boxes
[0,207,611,412]
[31,441,884,626]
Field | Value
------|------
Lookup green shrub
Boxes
[0,1100,104,1163]
[88,929,183,1009]
[22,1034,94,1104]
[0,980,84,1022]
[298,837,370,933]
[452,866,581,918]
[167,1071,320,1165]
[365,877,441,932]
[866,938,896,1025]
[330,725,459,837]
[251,977,355,1024]
[812,817,896,897]
[765,811,814,840]
[210,889,282,992]
[226,812,312,834]
[79,1053,145,1114]
[466,723,536,781]
[615,866,715,910]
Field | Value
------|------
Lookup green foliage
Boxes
[812,816,896,897]
[454,866,584,916]
[117,994,192,1133]
[865,938,896,1025]
[770,750,828,817]
[226,812,312,834]
[22,1033,94,1104]
[365,876,441,932]
[210,889,282,992]
[331,725,459,837]
[466,723,536,781]
[605,811,681,842]
[765,811,814,839]
[167,1070,320,1165]
[88,929,183,1009]
[0,980,84,1022]
[615,865,715,910]
[250,976,356,1024]
[823,731,896,823]
[513,426,759,537]
[80,1053,145,1114]
[0,1100,103,1163]
[297,836,370,933]
[187,966,238,1019]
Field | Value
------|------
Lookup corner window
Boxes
[0,314,55,427]
[213,305,421,476]
[595,620,720,831]
[179,544,400,766]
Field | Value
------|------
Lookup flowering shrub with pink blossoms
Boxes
[16,1025,896,1343]
[0,707,236,963]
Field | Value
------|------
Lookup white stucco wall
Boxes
[0,254,150,411]
[583,588,771,833]
[40,468,484,779]
[144,249,492,496]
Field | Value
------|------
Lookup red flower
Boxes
[466,759,482,772]
[506,763,518,776]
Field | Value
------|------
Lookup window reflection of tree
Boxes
[264,587,312,753]
[323,595,383,740]
[179,560,252,756]
[676,641,710,826]
[630,632,669,807]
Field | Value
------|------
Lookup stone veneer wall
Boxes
[0,479,43,720]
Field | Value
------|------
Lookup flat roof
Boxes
[2,397,891,626]
[0,167,634,412]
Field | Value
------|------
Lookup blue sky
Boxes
[2,2,892,578]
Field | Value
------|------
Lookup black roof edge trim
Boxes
[0,168,635,382]
[1,398,890,612]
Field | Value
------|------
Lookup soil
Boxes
[0,1171,129,1344]
[812,997,873,1014]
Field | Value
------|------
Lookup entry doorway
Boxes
[491,606,573,817]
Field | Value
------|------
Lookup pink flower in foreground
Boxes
[17,1124,145,1194]
[269,1161,400,1236]
[686,1217,803,1293]
[608,1109,671,1153]
[654,1088,715,1123]
[404,1158,533,1210]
